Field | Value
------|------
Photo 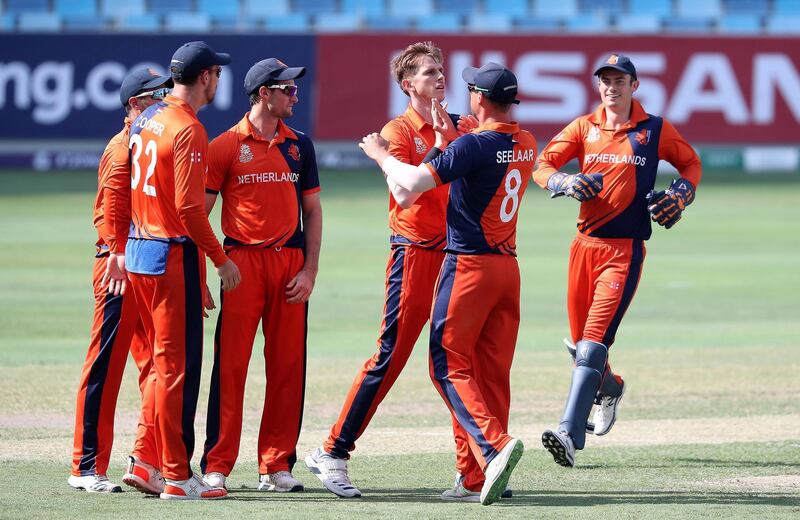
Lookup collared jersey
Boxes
[534,99,702,240]
[128,94,226,267]
[425,122,537,256]
[380,105,448,250]
[205,115,320,249]
[93,117,132,254]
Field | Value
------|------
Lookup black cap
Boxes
[119,67,172,107]
[170,41,231,81]
[461,62,520,105]
[244,58,306,94]
[593,53,637,80]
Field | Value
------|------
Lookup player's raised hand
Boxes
[358,133,390,164]
[647,178,695,229]
[432,99,459,143]
[217,258,241,291]
[547,172,604,201]
[202,284,216,318]
[103,252,128,296]
[457,114,479,134]
[285,268,316,304]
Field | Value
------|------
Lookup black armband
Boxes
[422,146,443,164]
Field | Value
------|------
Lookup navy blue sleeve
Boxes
[429,134,483,185]
[299,134,320,192]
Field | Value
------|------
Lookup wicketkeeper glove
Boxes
[646,178,696,229]
[547,172,604,201]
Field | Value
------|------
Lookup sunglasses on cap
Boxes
[135,87,171,100]
[467,84,489,93]
[267,84,298,97]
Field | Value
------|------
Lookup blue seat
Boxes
[197,0,240,18]
[718,14,761,33]
[5,0,49,13]
[295,0,338,14]
[264,13,310,32]
[116,13,161,32]
[514,16,562,32]
[17,12,61,31]
[615,14,661,33]
[101,0,145,16]
[724,0,768,15]
[565,13,610,33]
[164,12,211,32]
[315,13,362,32]
[341,0,386,17]
[63,15,111,31]
[664,17,713,32]
[578,0,624,14]
[387,0,433,17]
[1,14,16,31]
[54,0,96,17]
[244,0,290,18]
[486,0,528,17]
[676,0,721,18]
[465,13,511,33]
[533,0,577,19]
[148,0,193,15]
[416,13,461,32]
[365,15,412,30]
[773,0,800,15]
[765,14,800,33]
[628,0,671,17]
[436,0,479,15]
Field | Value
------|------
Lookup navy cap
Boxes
[244,58,306,94]
[594,53,637,80]
[461,62,520,105]
[119,67,172,107]
[170,41,231,81]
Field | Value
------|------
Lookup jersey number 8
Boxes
[129,133,157,197]
[500,168,521,223]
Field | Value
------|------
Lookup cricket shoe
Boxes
[160,473,227,500]
[202,472,226,490]
[541,428,576,468]
[258,471,304,492]
[305,447,361,498]
[592,379,625,436]
[441,474,480,503]
[67,474,122,493]
[452,473,512,500]
[122,456,164,495]
[480,438,524,506]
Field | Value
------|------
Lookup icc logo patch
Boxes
[239,144,253,163]
[288,143,301,162]
[414,136,427,154]
[587,126,600,143]
[635,129,651,146]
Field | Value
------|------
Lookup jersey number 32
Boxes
[129,133,157,197]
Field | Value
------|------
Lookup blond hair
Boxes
[390,41,443,97]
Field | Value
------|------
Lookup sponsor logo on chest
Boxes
[239,144,254,163]
[586,125,600,143]
[414,136,427,155]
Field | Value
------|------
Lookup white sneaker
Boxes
[258,471,304,492]
[452,472,512,500]
[202,471,226,490]
[541,428,576,468]
[305,447,361,498]
[592,380,625,436]
[160,473,227,500]
[441,474,480,502]
[480,438,524,506]
[67,474,122,493]
[122,456,164,495]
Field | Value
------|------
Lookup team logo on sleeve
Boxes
[239,144,254,163]
[288,143,301,162]
[586,126,600,143]
[635,129,651,146]
[414,136,427,154]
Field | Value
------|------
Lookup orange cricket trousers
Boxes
[71,254,156,477]
[129,242,204,481]
[201,246,307,475]
[567,233,646,347]
[324,245,445,458]
[429,253,520,491]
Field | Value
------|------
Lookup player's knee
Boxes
[575,340,608,372]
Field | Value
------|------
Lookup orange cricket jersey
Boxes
[93,118,132,255]
[380,105,448,249]
[205,115,320,249]
[128,94,226,267]
[534,100,702,240]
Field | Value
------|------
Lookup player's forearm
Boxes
[532,163,559,190]
[380,156,436,193]
[177,206,227,267]
[387,177,421,208]
[301,205,322,276]
[102,187,131,253]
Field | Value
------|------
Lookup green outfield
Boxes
[0,169,798,519]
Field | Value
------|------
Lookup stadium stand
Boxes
[486,0,528,18]
[417,13,462,33]
[615,14,662,34]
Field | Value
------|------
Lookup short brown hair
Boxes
[390,41,443,97]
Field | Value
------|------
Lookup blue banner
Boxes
[0,34,317,140]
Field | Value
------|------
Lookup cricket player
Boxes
[199,58,321,493]
[359,62,535,506]
[305,42,479,500]
[68,68,171,494]
[535,54,702,467]
[126,41,241,500]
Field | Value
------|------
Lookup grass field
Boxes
[0,168,798,519]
